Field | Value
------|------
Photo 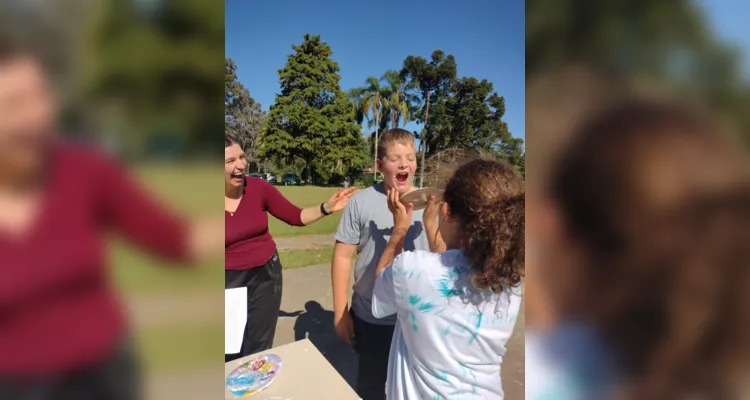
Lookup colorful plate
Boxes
[226,354,282,397]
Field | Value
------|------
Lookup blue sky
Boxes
[225,0,525,140]
[697,0,750,80]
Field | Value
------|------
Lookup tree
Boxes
[403,50,457,187]
[83,0,224,155]
[263,34,366,184]
[381,70,416,129]
[225,58,253,110]
[427,77,524,171]
[225,58,265,170]
[350,76,387,178]
[526,0,750,142]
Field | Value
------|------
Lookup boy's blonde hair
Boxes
[377,128,416,159]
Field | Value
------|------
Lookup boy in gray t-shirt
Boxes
[331,129,430,400]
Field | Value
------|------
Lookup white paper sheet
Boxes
[225,287,248,354]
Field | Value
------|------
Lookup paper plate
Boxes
[226,354,282,397]
[399,187,443,211]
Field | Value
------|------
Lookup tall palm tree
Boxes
[381,70,416,129]
[349,76,386,179]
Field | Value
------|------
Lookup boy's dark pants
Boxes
[351,309,395,400]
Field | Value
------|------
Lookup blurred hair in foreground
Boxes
[526,1,750,399]
[0,1,223,399]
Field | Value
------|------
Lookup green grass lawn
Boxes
[269,186,344,237]
[278,247,334,269]
[136,323,224,373]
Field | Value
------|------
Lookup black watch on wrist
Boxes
[320,202,331,216]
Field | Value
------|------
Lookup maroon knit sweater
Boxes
[0,142,190,375]
[225,177,303,270]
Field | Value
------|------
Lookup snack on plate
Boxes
[226,354,282,397]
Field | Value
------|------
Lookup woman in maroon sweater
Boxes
[0,47,222,398]
[225,136,356,361]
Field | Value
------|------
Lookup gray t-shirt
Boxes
[334,183,430,325]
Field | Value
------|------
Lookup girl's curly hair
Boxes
[442,158,525,293]
[548,99,750,399]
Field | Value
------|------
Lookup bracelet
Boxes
[320,202,331,216]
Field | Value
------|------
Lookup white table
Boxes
[224,339,361,399]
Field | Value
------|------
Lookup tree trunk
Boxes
[436,151,440,187]
[419,91,431,188]
[306,158,313,186]
[373,113,380,180]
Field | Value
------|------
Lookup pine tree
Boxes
[263,34,366,184]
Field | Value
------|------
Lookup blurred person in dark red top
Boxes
[224,136,356,361]
[0,40,221,399]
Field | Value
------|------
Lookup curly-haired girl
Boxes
[370,158,524,399]
[527,99,750,400]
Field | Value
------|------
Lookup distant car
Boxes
[265,173,278,184]
[247,173,265,180]
[282,173,301,186]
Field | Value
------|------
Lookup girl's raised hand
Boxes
[423,195,440,224]
[387,188,413,232]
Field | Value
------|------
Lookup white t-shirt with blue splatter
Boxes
[526,324,617,400]
[372,249,522,399]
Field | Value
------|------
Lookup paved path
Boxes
[274,264,525,399]
[132,236,525,399]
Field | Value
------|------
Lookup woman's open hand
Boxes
[326,187,359,213]
[387,189,414,232]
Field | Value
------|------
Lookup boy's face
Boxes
[377,141,417,194]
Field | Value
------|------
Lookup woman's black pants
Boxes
[225,251,283,363]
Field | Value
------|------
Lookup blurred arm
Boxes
[98,155,198,263]
[188,218,224,261]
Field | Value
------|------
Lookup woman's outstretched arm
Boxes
[299,187,358,225]
[264,181,358,226]
[262,181,304,226]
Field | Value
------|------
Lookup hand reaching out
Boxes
[325,187,358,213]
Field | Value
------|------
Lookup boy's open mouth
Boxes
[395,172,409,184]
[231,172,243,182]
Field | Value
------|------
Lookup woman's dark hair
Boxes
[442,158,525,293]
[225,134,239,148]
[548,99,750,399]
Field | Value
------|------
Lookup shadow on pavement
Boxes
[279,301,359,388]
